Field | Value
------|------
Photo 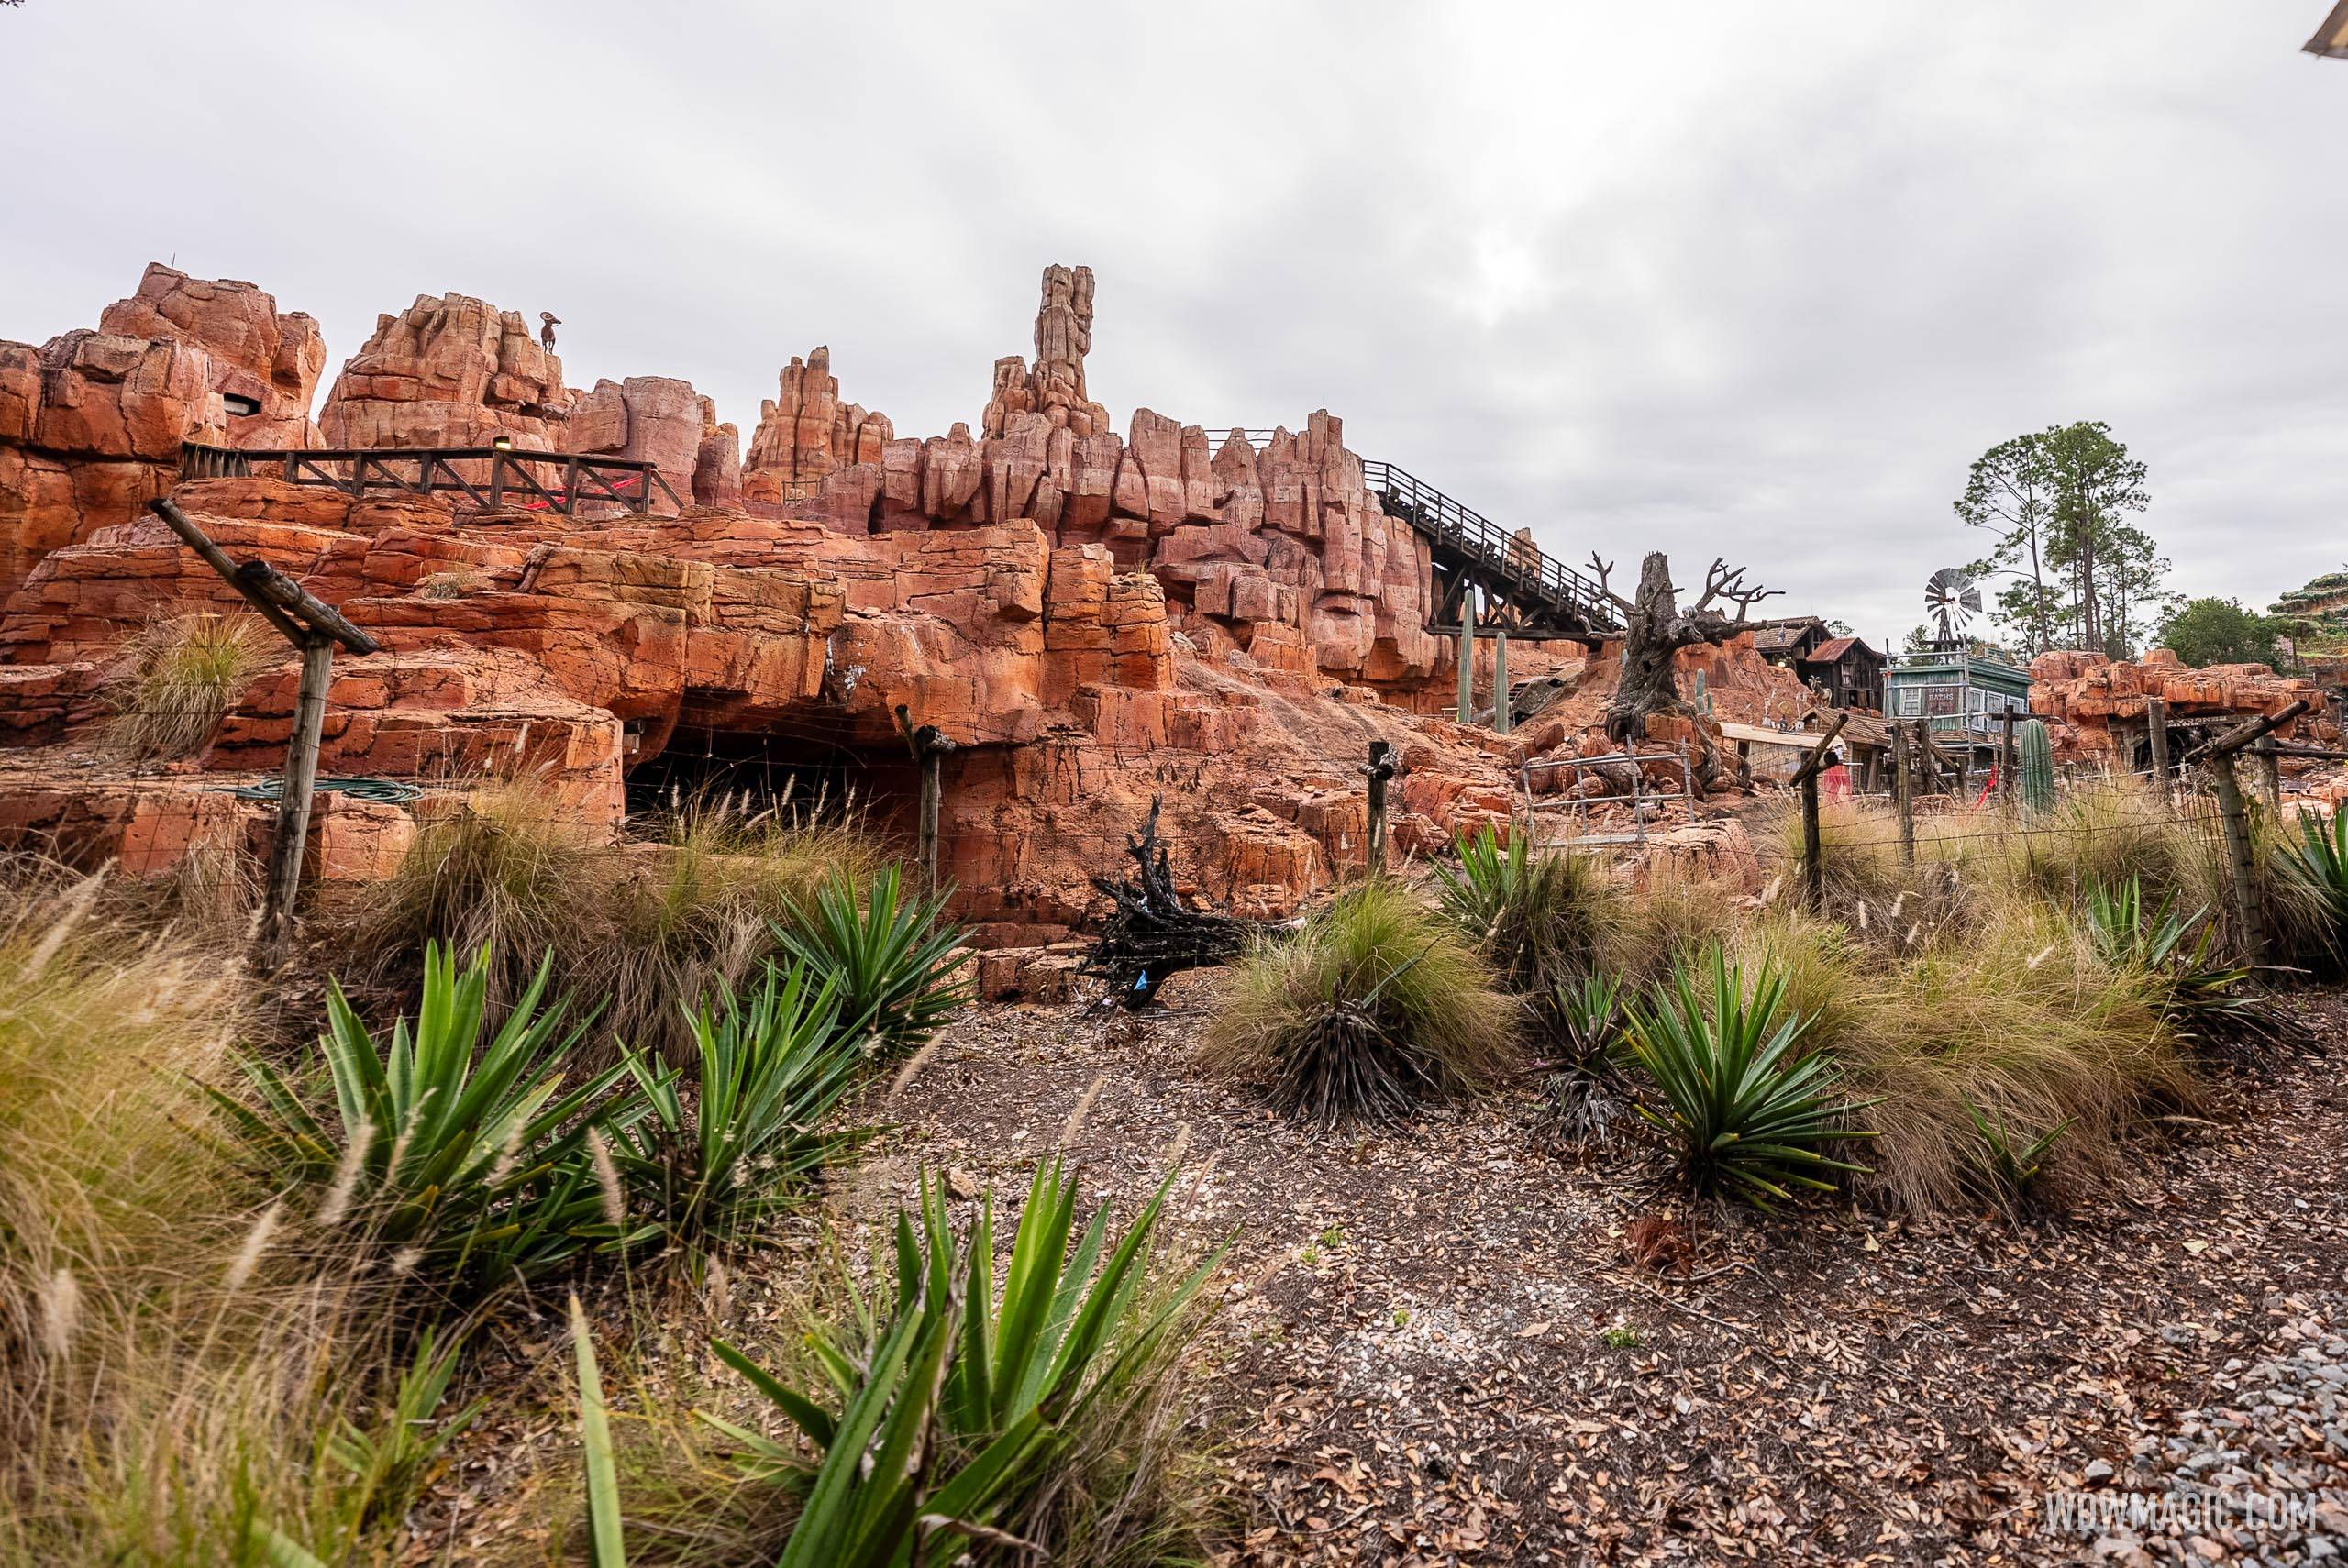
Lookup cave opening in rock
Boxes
[624,717,917,838]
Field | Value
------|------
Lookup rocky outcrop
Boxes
[0,323,222,594]
[318,293,573,449]
[743,347,892,503]
[0,259,1637,941]
[96,263,326,447]
[982,264,1112,439]
[2029,647,2332,757]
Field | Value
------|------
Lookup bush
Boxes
[770,866,969,1058]
[211,942,639,1296]
[606,960,869,1264]
[1203,879,1519,1127]
[2274,807,2348,969]
[99,612,272,763]
[1781,900,2200,1212]
[1599,858,1740,989]
[1433,828,1619,1013]
[1622,944,1873,1208]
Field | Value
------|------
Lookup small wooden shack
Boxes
[1798,635,1885,712]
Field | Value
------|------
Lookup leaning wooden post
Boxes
[2180,700,2310,966]
[2146,694,2170,793]
[1789,712,1848,911]
[148,498,378,966]
[895,704,958,893]
[1890,720,1916,868]
[1363,739,1397,874]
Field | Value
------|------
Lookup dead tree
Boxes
[1587,551,1779,790]
[1082,799,1253,1007]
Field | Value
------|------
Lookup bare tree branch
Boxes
[1586,553,1634,614]
[1689,557,1781,624]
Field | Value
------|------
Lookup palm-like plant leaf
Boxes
[771,867,969,1057]
[1623,944,1874,1208]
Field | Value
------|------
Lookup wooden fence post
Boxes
[2146,694,2170,794]
[1789,713,1847,911]
[147,498,378,966]
[1364,739,1397,874]
[2254,744,2283,813]
[1891,720,1916,869]
[896,704,958,893]
[2179,699,2310,966]
[1999,709,2017,804]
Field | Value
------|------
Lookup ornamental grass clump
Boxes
[1205,879,1518,1128]
[99,611,273,763]
[1621,943,1873,1208]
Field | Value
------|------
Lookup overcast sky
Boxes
[5,2,2341,647]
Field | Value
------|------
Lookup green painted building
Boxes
[1883,648,2033,756]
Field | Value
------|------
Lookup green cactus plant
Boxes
[2015,718,2055,813]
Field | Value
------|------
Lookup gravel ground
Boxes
[865,979,2348,1565]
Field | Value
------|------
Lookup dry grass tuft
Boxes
[1204,878,1519,1126]
[100,612,274,763]
[341,782,890,1062]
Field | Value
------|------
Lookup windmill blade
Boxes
[1959,587,1983,613]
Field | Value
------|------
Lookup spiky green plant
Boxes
[1622,944,1874,1208]
[210,942,642,1291]
[1432,826,1619,1010]
[1963,1099,2072,1211]
[604,959,869,1262]
[1205,879,1519,1127]
[771,867,969,1058]
[572,1162,1225,1568]
[2276,807,2348,966]
[2086,875,2285,1052]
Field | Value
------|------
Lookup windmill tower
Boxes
[1925,568,1984,650]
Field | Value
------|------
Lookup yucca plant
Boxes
[604,959,869,1262]
[1433,826,1617,1010]
[771,867,969,1058]
[210,942,644,1289]
[2276,808,2348,965]
[565,1162,1224,1566]
[1549,971,1625,1071]
[1622,944,1874,1208]
[1963,1099,2072,1212]
[2085,876,2285,1051]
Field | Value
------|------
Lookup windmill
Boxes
[1925,567,1983,647]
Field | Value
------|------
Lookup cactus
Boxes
[1691,669,1711,715]
[2016,718,2055,812]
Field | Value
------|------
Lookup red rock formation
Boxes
[96,263,326,447]
[981,264,1111,439]
[0,260,1675,941]
[319,293,573,449]
[743,347,892,503]
[2029,647,2332,758]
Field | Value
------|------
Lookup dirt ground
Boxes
[860,979,2348,1566]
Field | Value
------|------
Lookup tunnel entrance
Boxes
[624,717,919,838]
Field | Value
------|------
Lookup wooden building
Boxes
[1884,648,2032,767]
[1799,635,1885,712]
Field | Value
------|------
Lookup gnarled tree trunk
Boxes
[1589,549,1779,791]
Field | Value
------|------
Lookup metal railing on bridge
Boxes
[179,442,684,517]
[1361,460,1616,635]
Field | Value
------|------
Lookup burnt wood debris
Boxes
[1082,799,1253,1007]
